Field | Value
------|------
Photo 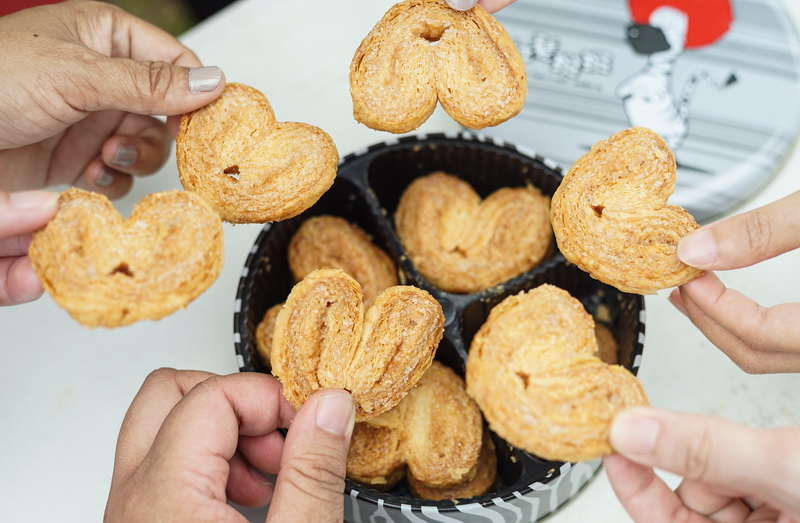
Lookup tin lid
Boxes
[484,0,800,223]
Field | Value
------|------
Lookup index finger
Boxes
[148,373,296,468]
[111,368,217,483]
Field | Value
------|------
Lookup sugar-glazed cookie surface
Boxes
[347,361,495,500]
[350,0,527,133]
[270,268,444,421]
[28,188,223,328]
[550,127,702,294]
[176,83,338,224]
[395,172,552,294]
[466,284,648,463]
[288,215,398,309]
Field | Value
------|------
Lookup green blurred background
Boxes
[107,0,235,35]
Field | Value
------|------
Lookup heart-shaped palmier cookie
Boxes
[255,215,400,369]
[288,215,398,309]
[466,284,648,463]
[550,127,702,294]
[176,83,338,224]
[347,361,496,500]
[350,0,527,133]
[395,172,552,294]
[270,268,444,421]
[28,188,223,328]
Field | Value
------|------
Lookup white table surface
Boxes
[2,1,800,522]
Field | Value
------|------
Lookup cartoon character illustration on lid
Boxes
[617,0,737,150]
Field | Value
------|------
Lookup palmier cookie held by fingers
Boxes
[466,284,648,463]
[28,188,223,328]
[176,83,338,224]
[270,268,444,421]
[395,172,552,294]
[550,127,702,294]
[288,215,399,309]
[350,0,527,133]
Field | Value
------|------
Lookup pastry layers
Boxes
[550,127,702,294]
[466,284,648,462]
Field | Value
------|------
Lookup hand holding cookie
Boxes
[270,268,444,421]
[550,127,702,295]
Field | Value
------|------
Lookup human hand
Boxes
[0,190,59,306]
[104,369,355,523]
[0,0,225,199]
[604,407,800,523]
[670,190,800,373]
[446,0,518,14]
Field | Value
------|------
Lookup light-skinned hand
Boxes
[0,0,225,199]
[605,407,800,523]
[0,190,58,305]
[670,190,800,373]
[447,0,518,13]
[104,369,355,523]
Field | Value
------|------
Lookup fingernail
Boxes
[677,229,719,268]
[189,66,222,93]
[610,409,660,457]
[111,144,137,167]
[9,190,59,209]
[447,0,478,10]
[96,170,114,187]
[249,465,273,487]
[315,391,355,437]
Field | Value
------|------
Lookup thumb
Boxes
[677,190,800,270]
[267,389,355,523]
[75,57,225,117]
[609,407,799,510]
[0,191,59,239]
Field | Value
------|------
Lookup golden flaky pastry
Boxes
[395,172,552,293]
[350,0,527,133]
[256,216,399,368]
[550,127,702,295]
[288,215,398,309]
[347,362,495,500]
[176,83,338,224]
[466,284,648,463]
[254,303,282,366]
[270,269,444,421]
[28,188,223,328]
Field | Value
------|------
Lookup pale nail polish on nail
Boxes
[9,190,59,209]
[96,170,114,187]
[678,229,719,268]
[111,144,137,167]
[447,0,478,10]
[610,411,660,456]
[189,66,222,93]
[315,392,355,436]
